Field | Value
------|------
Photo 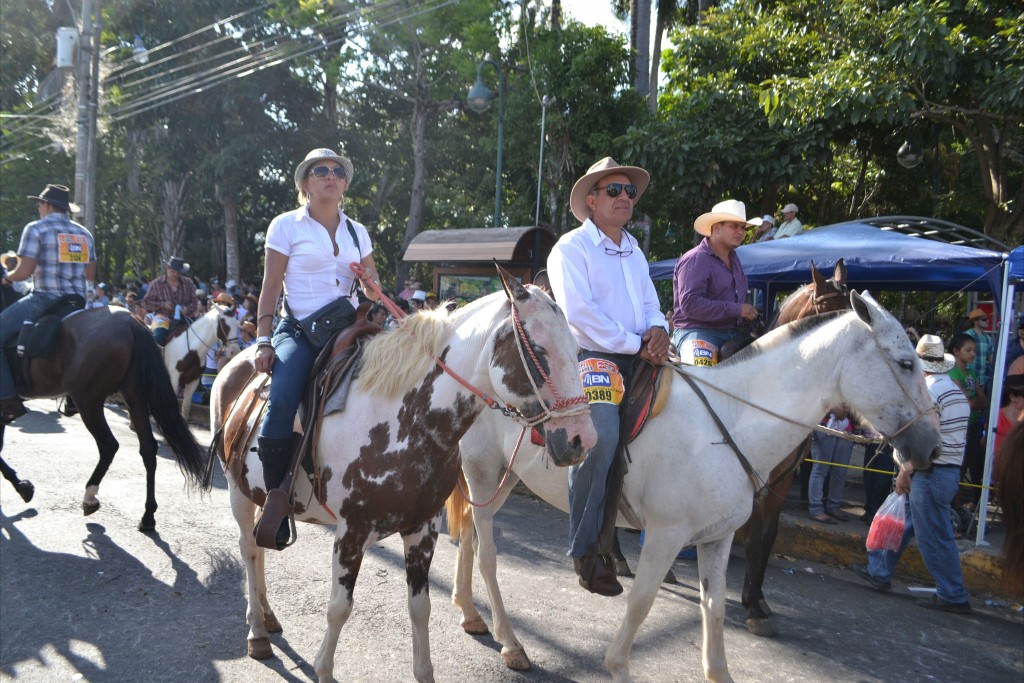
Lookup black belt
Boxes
[917,463,960,473]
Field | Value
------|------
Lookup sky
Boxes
[553,0,631,36]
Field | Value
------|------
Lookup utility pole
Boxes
[85,1,102,233]
[73,0,93,218]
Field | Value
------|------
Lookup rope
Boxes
[458,427,527,508]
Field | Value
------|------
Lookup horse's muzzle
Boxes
[543,415,596,467]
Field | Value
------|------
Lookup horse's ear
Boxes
[810,261,828,289]
[494,261,530,303]
[851,290,874,325]
[834,258,848,285]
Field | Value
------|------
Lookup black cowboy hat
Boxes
[27,184,80,213]
[163,256,191,274]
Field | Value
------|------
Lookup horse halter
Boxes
[349,263,589,428]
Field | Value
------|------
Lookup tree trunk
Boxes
[632,0,651,97]
[647,3,668,111]
[220,193,240,285]
[161,173,190,259]
[551,0,561,30]
[398,98,429,287]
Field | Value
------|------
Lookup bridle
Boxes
[350,264,590,508]
[177,305,239,355]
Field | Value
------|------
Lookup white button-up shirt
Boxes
[547,219,667,355]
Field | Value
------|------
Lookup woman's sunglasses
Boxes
[310,166,346,179]
[592,183,638,199]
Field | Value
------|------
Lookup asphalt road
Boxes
[1,399,1022,682]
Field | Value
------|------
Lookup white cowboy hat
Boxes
[693,199,755,236]
[294,148,354,191]
[915,334,955,373]
[569,157,650,223]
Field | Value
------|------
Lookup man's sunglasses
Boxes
[592,183,638,200]
[310,166,346,179]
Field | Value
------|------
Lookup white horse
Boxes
[210,272,596,683]
[162,304,239,420]
[446,291,940,682]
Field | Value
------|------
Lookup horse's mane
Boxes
[355,304,457,400]
[720,309,849,366]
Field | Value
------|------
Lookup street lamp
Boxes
[896,139,923,169]
[466,58,504,228]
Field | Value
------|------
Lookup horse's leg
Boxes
[611,530,633,577]
[697,535,736,683]
[741,444,804,637]
[604,527,681,683]
[179,377,199,422]
[451,500,488,635]
[471,493,530,671]
[121,390,160,531]
[400,517,440,683]
[229,480,278,659]
[75,398,120,517]
[313,532,366,683]
[0,427,34,502]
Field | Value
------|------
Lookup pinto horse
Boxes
[0,306,213,529]
[209,268,595,683]
[447,292,939,682]
[161,305,240,420]
[735,258,849,636]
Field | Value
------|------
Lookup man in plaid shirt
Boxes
[0,184,95,423]
[140,256,201,346]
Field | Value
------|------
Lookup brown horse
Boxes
[735,258,850,636]
[0,305,213,530]
[995,420,1024,588]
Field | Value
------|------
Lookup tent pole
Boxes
[974,257,1013,546]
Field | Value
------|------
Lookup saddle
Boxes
[221,321,382,548]
[5,295,85,395]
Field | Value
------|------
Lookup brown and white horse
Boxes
[209,269,595,683]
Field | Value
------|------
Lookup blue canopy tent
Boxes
[649,222,1006,308]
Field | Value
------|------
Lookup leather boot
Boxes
[573,545,623,597]
[254,435,296,550]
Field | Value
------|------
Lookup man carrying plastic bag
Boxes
[852,334,974,614]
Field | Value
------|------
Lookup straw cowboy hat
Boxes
[693,199,759,237]
[569,157,650,223]
[916,334,955,373]
[1,251,19,273]
[294,148,354,191]
[967,307,988,321]
[27,184,80,213]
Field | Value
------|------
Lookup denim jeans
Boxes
[567,351,631,558]
[671,327,736,366]
[867,466,969,604]
[0,290,60,399]
[259,316,317,440]
[807,432,853,516]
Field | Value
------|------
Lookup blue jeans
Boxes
[0,290,60,399]
[259,317,317,440]
[807,432,853,516]
[671,327,736,366]
[867,467,969,604]
[568,351,631,558]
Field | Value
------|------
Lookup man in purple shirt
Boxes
[672,199,758,366]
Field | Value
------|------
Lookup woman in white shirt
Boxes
[251,147,381,549]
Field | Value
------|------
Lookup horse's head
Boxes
[838,291,940,470]
[487,268,596,467]
[773,259,850,329]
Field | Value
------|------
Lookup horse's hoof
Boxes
[82,500,100,516]
[248,636,273,659]
[263,612,283,633]
[137,518,156,533]
[461,616,489,635]
[613,558,633,578]
[745,617,776,638]
[15,480,34,503]
[501,646,531,671]
[663,569,678,585]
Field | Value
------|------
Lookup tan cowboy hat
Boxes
[213,292,235,306]
[569,157,650,223]
[967,307,988,321]
[294,147,354,191]
[1,251,19,272]
[916,334,955,373]
[694,199,756,237]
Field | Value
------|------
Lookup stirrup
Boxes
[254,488,296,550]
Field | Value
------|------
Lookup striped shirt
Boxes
[927,373,970,466]
[16,212,95,297]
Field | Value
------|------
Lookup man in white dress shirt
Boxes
[547,157,670,596]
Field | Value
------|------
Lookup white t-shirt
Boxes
[264,206,372,319]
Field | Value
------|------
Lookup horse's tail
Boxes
[128,321,215,491]
[445,471,472,543]
[995,421,1024,587]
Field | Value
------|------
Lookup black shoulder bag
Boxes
[289,220,360,350]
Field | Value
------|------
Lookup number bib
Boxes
[682,339,719,367]
[150,314,170,332]
[578,357,625,405]
[58,233,91,263]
